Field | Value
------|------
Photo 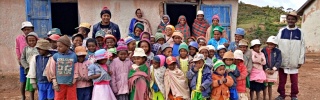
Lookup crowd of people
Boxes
[16,7,305,100]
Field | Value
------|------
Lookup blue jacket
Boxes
[35,54,52,83]
[187,65,212,98]
[207,38,228,49]
[261,47,282,70]
[92,21,121,41]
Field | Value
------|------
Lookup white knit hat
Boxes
[234,50,244,61]
[133,48,147,57]
[266,36,277,45]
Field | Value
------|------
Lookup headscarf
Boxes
[150,55,166,98]
[157,15,171,33]
[134,9,153,34]
[175,15,190,40]
[192,16,210,37]
[129,22,145,41]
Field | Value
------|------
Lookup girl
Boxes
[249,39,267,100]
[150,55,166,100]
[152,32,165,55]
[206,14,228,41]
[104,34,117,49]
[188,41,199,57]
[140,31,151,40]
[171,31,183,57]
[157,15,171,33]
[125,36,137,57]
[175,15,190,39]
[71,33,84,50]
[261,36,282,100]
[211,60,234,100]
[176,42,192,75]
[192,10,210,37]
[86,38,97,63]
[228,28,245,52]
[138,39,154,67]
[197,36,207,47]
[223,51,240,100]
[128,48,150,100]
[187,36,196,45]
[187,54,212,99]
[207,26,228,49]
[129,8,152,34]
[95,30,106,49]
[20,32,38,100]
[165,25,175,46]
[88,49,116,100]
[216,45,227,60]
[74,46,93,100]
[234,50,249,100]
[199,46,214,68]
[110,40,133,100]
[164,56,190,99]
[129,22,144,41]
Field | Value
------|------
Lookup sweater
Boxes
[27,54,52,84]
[110,58,133,95]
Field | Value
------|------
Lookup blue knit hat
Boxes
[153,56,160,63]
[125,36,136,45]
[188,41,199,50]
[235,28,245,36]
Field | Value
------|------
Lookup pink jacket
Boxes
[110,58,133,95]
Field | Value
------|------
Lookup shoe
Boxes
[291,97,298,100]
[275,96,285,100]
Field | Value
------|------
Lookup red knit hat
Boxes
[212,14,220,21]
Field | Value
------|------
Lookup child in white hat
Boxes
[234,50,249,100]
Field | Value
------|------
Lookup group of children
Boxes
[17,17,283,100]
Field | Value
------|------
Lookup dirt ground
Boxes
[1,54,319,100]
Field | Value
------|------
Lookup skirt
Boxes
[249,81,266,91]
[250,68,266,83]
[92,84,116,100]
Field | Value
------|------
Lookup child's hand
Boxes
[53,83,60,92]
[221,77,226,83]
[108,71,113,76]
[32,84,37,89]
[269,70,275,75]
[201,86,205,91]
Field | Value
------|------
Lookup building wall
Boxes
[301,0,320,52]
[0,0,26,73]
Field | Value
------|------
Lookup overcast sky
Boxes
[239,0,308,11]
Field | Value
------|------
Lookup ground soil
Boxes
[1,53,319,100]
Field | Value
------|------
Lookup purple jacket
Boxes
[187,64,212,98]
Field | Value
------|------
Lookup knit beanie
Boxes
[125,36,135,45]
[104,34,117,42]
[100,7,111,18]
[179,42,189,52]
[57,35,71,47]
[158,55,166,67]
[213,60,225,71]
[135,22,144,31]
[161,43,172,52]
[212,14,220,21]
[116,39,128,51]
[139,31,151,40]
[172,31,184,40]
[26,32,39,41]
[223,51,234,59]
[155,32,165,42]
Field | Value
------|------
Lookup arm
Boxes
[299,33,305,65]
[15,37,20,62]
[20,47,28,69]
[231,67,240,78]
[26,55,37,79]
[88,64,101,79]
[274,50,282,70]
[261,53,266,65]
[92,24,97,38]
[236,64,248,80]
[247,53,253,73]
[110,62,118,93]
[201,73,212,90]
[261,49,268,70]
[212,78,222,88]
[225,76,234,87]
[115,25,121,41]
[186,67,196,80]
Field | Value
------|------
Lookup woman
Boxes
[129,8,152,35]
[157,15,171,34]
[192,10,210,38]
[205,14,228,41]
[175,15,190,40]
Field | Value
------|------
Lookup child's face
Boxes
[163,16,169,23]
[152,61,160,69]
[50,40,57,49]
[163,48,172,57]
[87,42,97,52]
[235,34,244,43]
[139,42,150,54]
[37,48,48,56]
[238,45,248,53]
[22,27,33,35]
[267,43,276,49]
[179,18,186,25]
[128,41,136,51]
[133,56,146,65]
[141,33,150,40]
[77,55,86,63]
[189,47,197,56]
[73,37,83,47]
[106,39,115,49]
[150,37,155,45]
[57,42,69,53]
[96,37,104,47]
[224,58,234,66]
[78,28,87,37]
[97,59,108,64]
[198,41,206,47]
[27,36,37,47]
[212,19,219,25]
[252,45,260,53]
[213,31,221,40]
[234,59,242,65]
[118,50,128,61]
[134,28,142,36]
[218,49,226,58]
[157,38,165,45]
[216,66,225,75]
[179,49,188,58]
[195,60,204,68]
[165,28,173,36]
[199,49,209,59]
[287,15,297,26]
[209,50,215,58]
[187,39,194,45]
[168,62,176,70]
[173,36,182,44]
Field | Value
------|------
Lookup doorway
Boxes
[51,3,78,36]
[166,3,197,35]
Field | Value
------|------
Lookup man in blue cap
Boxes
[228,28,245,52]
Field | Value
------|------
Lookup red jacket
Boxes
[236,62,248,93]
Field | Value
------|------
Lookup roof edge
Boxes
[297,0,315,15]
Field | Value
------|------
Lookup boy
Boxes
[199,46,214,68]
[238,39,253,78]
[211,60,234,100]
[95,30,106,49]
[188,41,199,57]
[152,32,165,55]
[222,51,240,100]
[228,28,245,52]
[187,54,212,99]
[71,33,84,50]
[27,39,54,100]
[197,36,207,47]
[207,26,229,49]
[47,34,60,53]
[16,21,34,100]
[161,43,173,57]
[75,22,91,47]
[176,42,193,75]
[171,31,183,57]
[104,34,117,49]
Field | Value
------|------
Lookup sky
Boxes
[239,0,308,11]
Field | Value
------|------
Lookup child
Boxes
[261,36,282,100]
[95,30,106,49]
[125,36,137,57]
[161,43,173,57]
[228,28,245,52]
[71,33,84,50]
[16,21,34,100]
[187,36,196,45]
[216,45,227,60]
[88,49,116,100]
[197,36,207,47]
[199,46,214,68]
[86,38,97,59]
[105,34,117,49]
[74,46,93,100]
[207,45,216,61]
[20,32,38,100]
[233,50,249,100]
[45,35,78,100]
[176,42,193,75]
[188,41,199,57]
[48,28,62,36]
[150,55,166,100]
[187,54,212,99]
[165,25,175,46]
[47,34,60,52]
[138,39,154,67]
[27,39,54,100]
[110,40,133,100]
[140,31,151,40]
[223,51,240,100]
[164,56,190,99]
[107,48,117,65]
[249,39,266,100]
[238,39,253,89]
[128,22,144,41]
[207,26,229,49]
[150,35,155,45]
[75,22,91,47]
[155,31,166,45]
[211,60,234,100]
[171,31,183,57]
[128,48,150,100]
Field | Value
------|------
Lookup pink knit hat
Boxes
[158,55,166,67]
[212,14,220,21]
[116,39,128,51]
